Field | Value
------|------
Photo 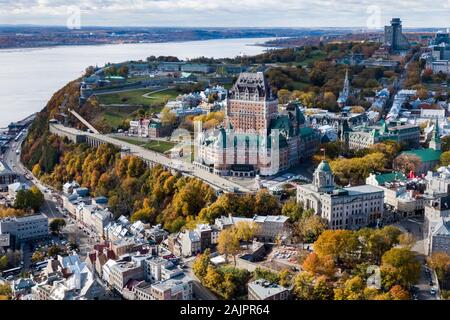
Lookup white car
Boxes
[430,288,436,295]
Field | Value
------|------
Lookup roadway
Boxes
[183,256,218,300]
[3,134,63,220]
[51,123,251,193]
[394,218,439,300]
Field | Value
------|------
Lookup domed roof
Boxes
[317,160,332,172]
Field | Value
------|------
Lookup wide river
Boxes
[0,37,274,128]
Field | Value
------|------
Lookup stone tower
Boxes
[430,118,441,151]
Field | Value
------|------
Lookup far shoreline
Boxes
[0,36,277,52]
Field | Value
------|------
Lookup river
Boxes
[0,37,274,128]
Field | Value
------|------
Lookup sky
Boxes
[0,0,448,28]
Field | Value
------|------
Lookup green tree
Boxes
[49,218,66,234]
[282,199,303,222]
[254,189,280,215]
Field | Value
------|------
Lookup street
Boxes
[394,218,439,300]
[184,257,218,300]
[3,133,64,220]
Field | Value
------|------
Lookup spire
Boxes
[380,119,389,134]
[343,69,349,94]
[337,69,350,107]
[430,117,441,151]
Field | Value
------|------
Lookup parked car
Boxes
[430,288,436,295]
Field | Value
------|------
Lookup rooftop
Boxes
[401,148,442,163]
[248,279,288,299]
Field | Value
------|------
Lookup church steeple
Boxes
[430,117,441,151]
[337,69,350,108]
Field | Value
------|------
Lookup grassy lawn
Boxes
[104,111,129,128]
[95,88,180,130]
[115,136,176,153]
[143,140,176,153]
[96,88,179,107]
[295,51,327,67]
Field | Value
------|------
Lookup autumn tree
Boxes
[277,89,292,105]
[293,272,333,300]
[296,214,328,243]
[31,251,45,264]
[302,252,336,278]
[193,249,211,281]
[389,285,410,300]
[427,252,450,283]
[217,228,240,265]
[333,276,366,300]
[0,255,7,270]
[314,230,359,267]
[235,221,259,245]
[398,233,416,249]
[32,163,42,177]
[279,269,291,287]
[350,106,365,113]
[369,141,401,167]
[440,151,450,167]
[0,283,12,300]
[381,248,420,289]
[160,107,177,127]
[330,152,386,185]
[203,265,222,291]
[393,154,422,175]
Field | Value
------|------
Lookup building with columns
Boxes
[297,160,385,230]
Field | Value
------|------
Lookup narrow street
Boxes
[184,257,218,300]
[394,219,439,300]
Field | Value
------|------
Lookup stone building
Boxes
[297,160,384,230]
[195,72,320,177]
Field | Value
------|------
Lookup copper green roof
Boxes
[317,160,332,172]
[299,127,315,137]
[374,172,407,185]
[401,148,442,163]
[270,115,293,137]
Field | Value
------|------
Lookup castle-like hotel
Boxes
[195,72,320,177]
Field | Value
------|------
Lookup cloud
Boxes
[0,0,447,27]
